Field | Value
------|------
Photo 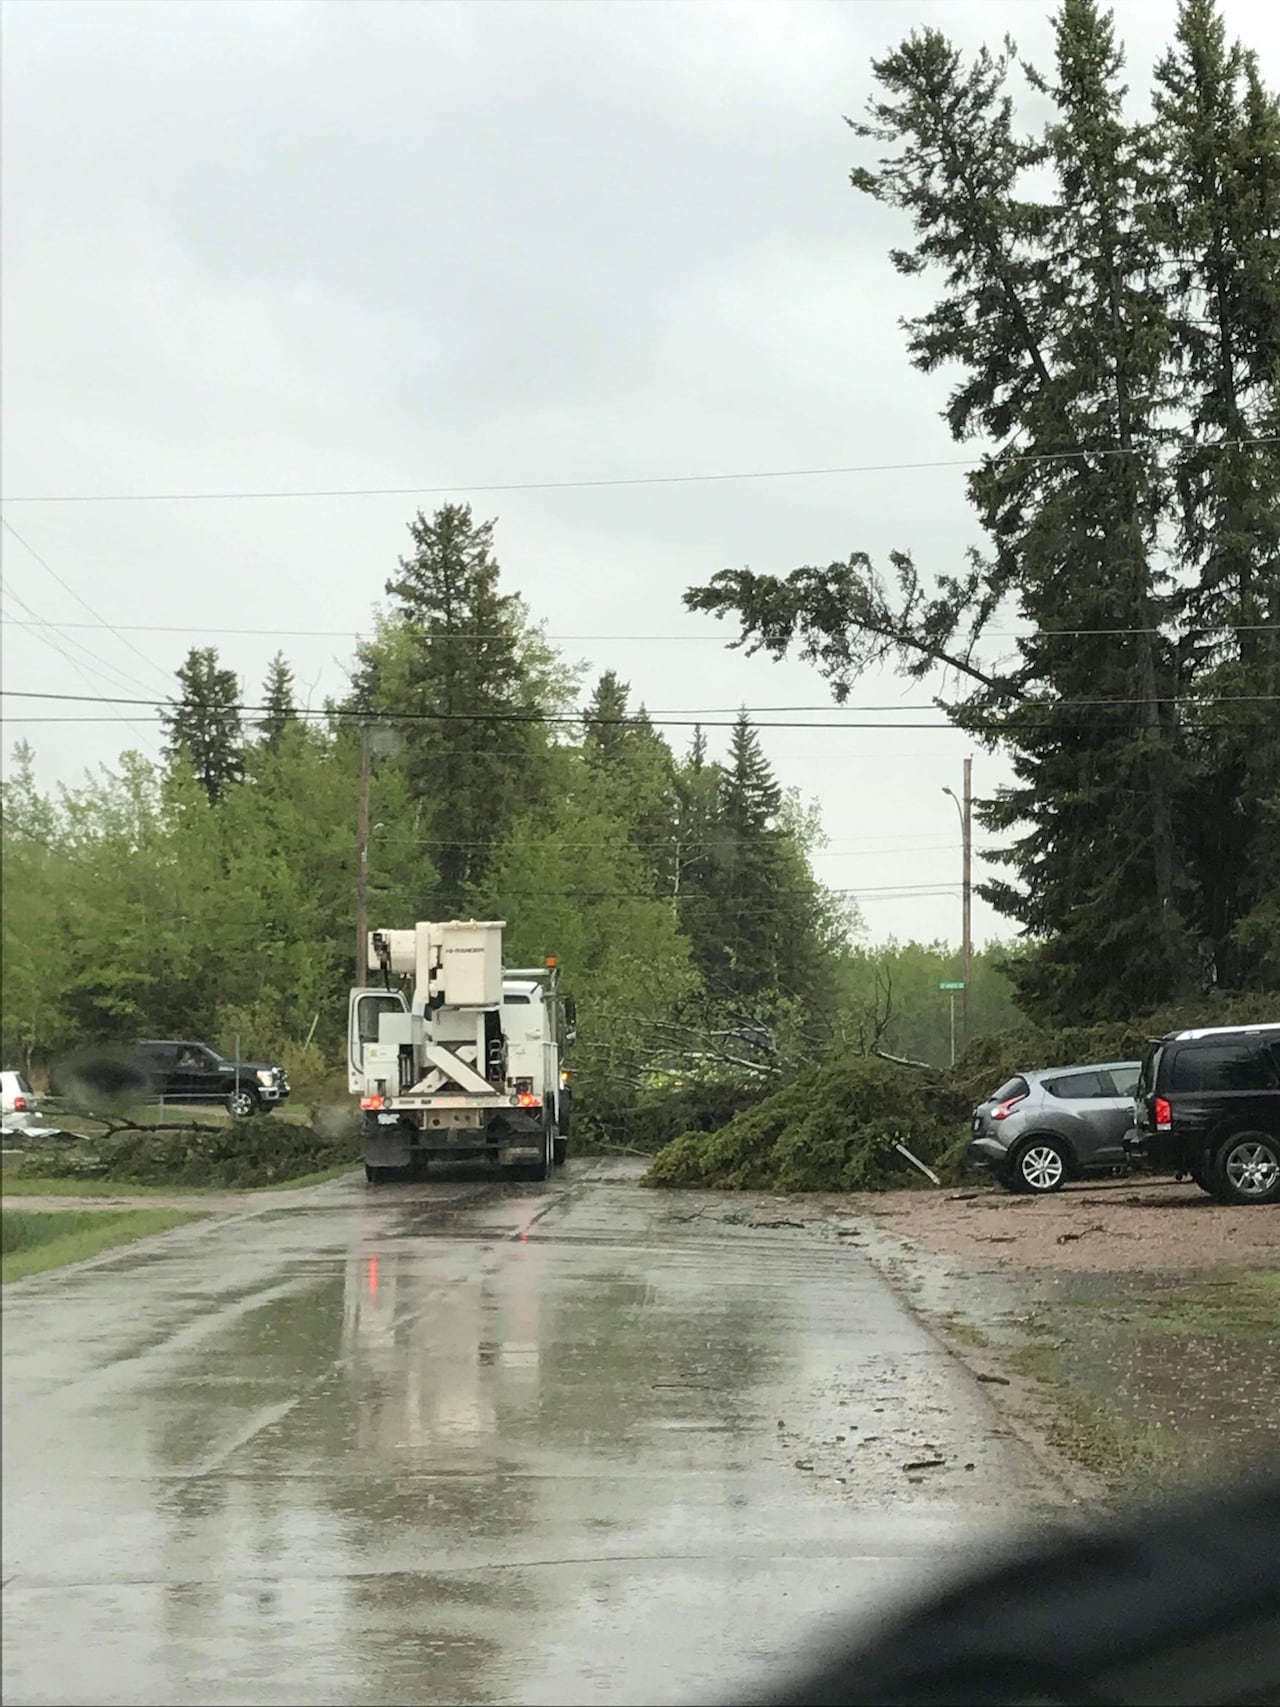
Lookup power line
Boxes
[1,615,1274,641]
[3,689,1276,726]
[1,519,173,691]
[3,434,1276,504]
[0,591,161,753]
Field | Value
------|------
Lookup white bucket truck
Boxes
[349,919,576,1183]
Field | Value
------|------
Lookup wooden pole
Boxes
[356,720,371,986]
[961,755,972,1052]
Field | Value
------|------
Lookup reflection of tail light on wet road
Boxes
[341,1251,507,1457]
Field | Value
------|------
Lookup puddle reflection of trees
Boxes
[140,1239,776,1703]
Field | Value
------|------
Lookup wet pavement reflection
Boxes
[3,1161,1072,1705]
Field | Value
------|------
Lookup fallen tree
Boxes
[10,1105,359,1189]
[645,995,1278,1193]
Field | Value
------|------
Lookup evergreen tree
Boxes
[1154,0,1280,987]
[691,711,843,1014]
[687,0,1280,1019]
[259,652,297,753]
[162,647,244,805]
[583,669,632,766]
[350,504,573,898]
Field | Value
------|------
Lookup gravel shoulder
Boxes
[837,1175,1280,1273]
[818,1177,1279,1500]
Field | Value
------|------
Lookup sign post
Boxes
[939,982,965,1066]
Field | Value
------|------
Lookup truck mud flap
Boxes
[363,1119,413,1170]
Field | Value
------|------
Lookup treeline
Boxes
[1,504,865,1106]
[689,0,1280,1020]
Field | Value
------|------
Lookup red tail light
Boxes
[992,1095,1025,1121]
[360,1095,384,1111]
[517,1093,542,1108]
[1154,1096,1172,1131]
[13,1095,26,1112]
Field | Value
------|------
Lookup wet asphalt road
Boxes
[3,1159,1072,1706]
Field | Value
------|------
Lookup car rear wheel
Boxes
[1011,1137,1069,1195]
[1209,1131,1280,1205]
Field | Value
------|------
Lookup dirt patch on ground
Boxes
[831,1176,1280,1273]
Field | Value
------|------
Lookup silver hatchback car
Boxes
[966,1060,1141,1194]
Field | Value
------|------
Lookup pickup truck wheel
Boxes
[1209,1132,1280,1205]
[227,1086,259,1119]
[1011,1137,1068,1194]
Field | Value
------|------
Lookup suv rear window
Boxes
[1047,1071,1108,1099]
[1168,1039,1280,1093]
[991,1076,1029,1104]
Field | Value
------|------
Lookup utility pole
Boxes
[355,719,371,987]
[962,754,972,1047]
[942,756,973,1052]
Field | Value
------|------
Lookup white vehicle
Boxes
[1,1068,64,1139]
[348,919,576,1184]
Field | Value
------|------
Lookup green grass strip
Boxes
[1,1207,206,1282]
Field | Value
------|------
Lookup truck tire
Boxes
[227,1086,259,1119]
[365,1163,401,1185]
[554,1136,568,1166]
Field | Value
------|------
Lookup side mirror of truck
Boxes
[564,996,577,1027]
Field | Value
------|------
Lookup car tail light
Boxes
[1154,1096,1172,1131]
[361,1095,384,1111]
[517,1093,541,1108]
[12,1095,26,1112]
[992,1095,1025,1121]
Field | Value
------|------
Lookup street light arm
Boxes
[941,787,965,835]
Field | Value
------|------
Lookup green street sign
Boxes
[938,981,965,990]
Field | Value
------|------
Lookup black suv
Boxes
[1127,1023,1280,1205]
[134,1041,290,1119]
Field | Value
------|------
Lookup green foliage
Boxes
[646,1057,963,1191]
[2,507,853,1152]
[836,939,1022,1066]
[349,502,581,898]
[259,652,297,753]
[687,0,1280,1022]
[162,646,245,805]
[13,1116,359,1189]
[646,986,1279,1195]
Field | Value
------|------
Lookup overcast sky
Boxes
[3,0,1276,951]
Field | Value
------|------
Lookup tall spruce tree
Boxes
[583,669,632,766]
[162,647,244,805]
[685,0,1280,1019]
[1154,0,1280,987]
[350,504,570,897]
[259,652,297,754]
[688,711,840,1012]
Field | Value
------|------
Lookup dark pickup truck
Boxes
[134,1040,290,1119]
